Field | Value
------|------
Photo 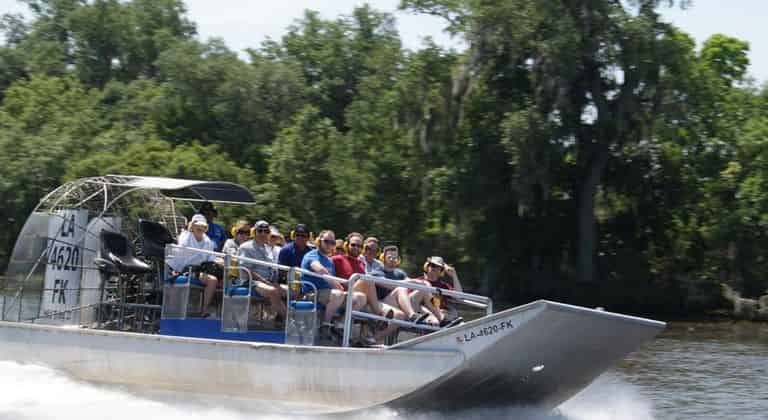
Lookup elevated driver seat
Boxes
[137,219,175,261]
[95,231,152,274]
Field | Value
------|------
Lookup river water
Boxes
[0,321,765,420]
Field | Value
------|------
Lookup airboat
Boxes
[0,175,665,413]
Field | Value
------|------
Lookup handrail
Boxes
[341,273,493,347]
[166,244,494,347]
[167,244,351,288]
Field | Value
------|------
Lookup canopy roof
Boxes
[108,175,256,204]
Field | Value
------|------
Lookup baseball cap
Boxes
[198,201,217,215]
[426,256,446,268]
[191,214,208,227]
[293,223,309,235]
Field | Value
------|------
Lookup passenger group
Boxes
[173,202,464,343]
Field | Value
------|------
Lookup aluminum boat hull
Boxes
[0,300,664,413]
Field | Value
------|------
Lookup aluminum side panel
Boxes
[0,322,462,412]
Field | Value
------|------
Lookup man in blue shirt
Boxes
[301,230,365,328]
[278,223,312,270]
[199,202,225,252]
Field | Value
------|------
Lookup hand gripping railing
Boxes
[341,273,494,347]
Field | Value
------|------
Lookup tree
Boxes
[404,0,697,285]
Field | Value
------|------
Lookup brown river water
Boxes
[0,321,765,419]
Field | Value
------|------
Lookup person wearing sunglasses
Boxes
[333,233,400,344]
[277,223,312,277]
[222,220,251,256]
[359,236,384,274]
[334,239,345,256]
[237,220,286,319]
[411,256,464,328]
[370,246,429,325]
[301,230,366,339]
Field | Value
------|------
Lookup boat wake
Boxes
[0,361,653,420]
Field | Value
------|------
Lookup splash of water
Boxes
[558,375,655,420]
[0,361,653,420]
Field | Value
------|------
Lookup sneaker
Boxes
[408,312,429,324]
[440,317,464,329]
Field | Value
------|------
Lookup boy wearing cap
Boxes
[167,214,219,317]
[359,237,384,274]
[238,220,286,318]
[370,246,429,325]
[199,201,226,252]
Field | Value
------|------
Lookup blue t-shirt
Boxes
[300,249,335,290]
[206,222,226,251]
[278,241,311,268]
[370,267,408,300]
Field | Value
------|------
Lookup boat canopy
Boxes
[1,175,257,324]
[110,175,256,204]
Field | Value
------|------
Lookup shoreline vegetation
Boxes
[1,1,767,318]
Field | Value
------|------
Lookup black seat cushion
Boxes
[107,252,152,274]
[100,231,152,274]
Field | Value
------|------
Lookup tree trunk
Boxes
[577,146,609,283]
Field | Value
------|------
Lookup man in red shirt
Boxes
[332,232,366,279]
[332,232,399,343]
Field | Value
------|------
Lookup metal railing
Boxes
[4,243,494,347]
[341,274,493,347]
[165,244,494,347]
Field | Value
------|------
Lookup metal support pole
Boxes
[287,267,296,303]
[342,274,360,347]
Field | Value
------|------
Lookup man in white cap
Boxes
[167,214,219,317]
[238,220,286,318]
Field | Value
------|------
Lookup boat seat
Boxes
[138,219,175,260]
[95,231,152,275]
[225,285,264,298]
[169,274,205,288]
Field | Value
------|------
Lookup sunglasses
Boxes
[321,239,336,245]
[336,247,344,252]
[237,230,250,235]
[256,228,270,233]
[294,233,308,238]
[349,243,362,248]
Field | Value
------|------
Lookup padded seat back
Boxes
[138,219,175,259]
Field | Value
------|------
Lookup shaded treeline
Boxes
[1,0,766,316]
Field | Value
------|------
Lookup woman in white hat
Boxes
[166,213,219,317]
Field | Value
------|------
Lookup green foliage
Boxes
[0,0,766,316]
